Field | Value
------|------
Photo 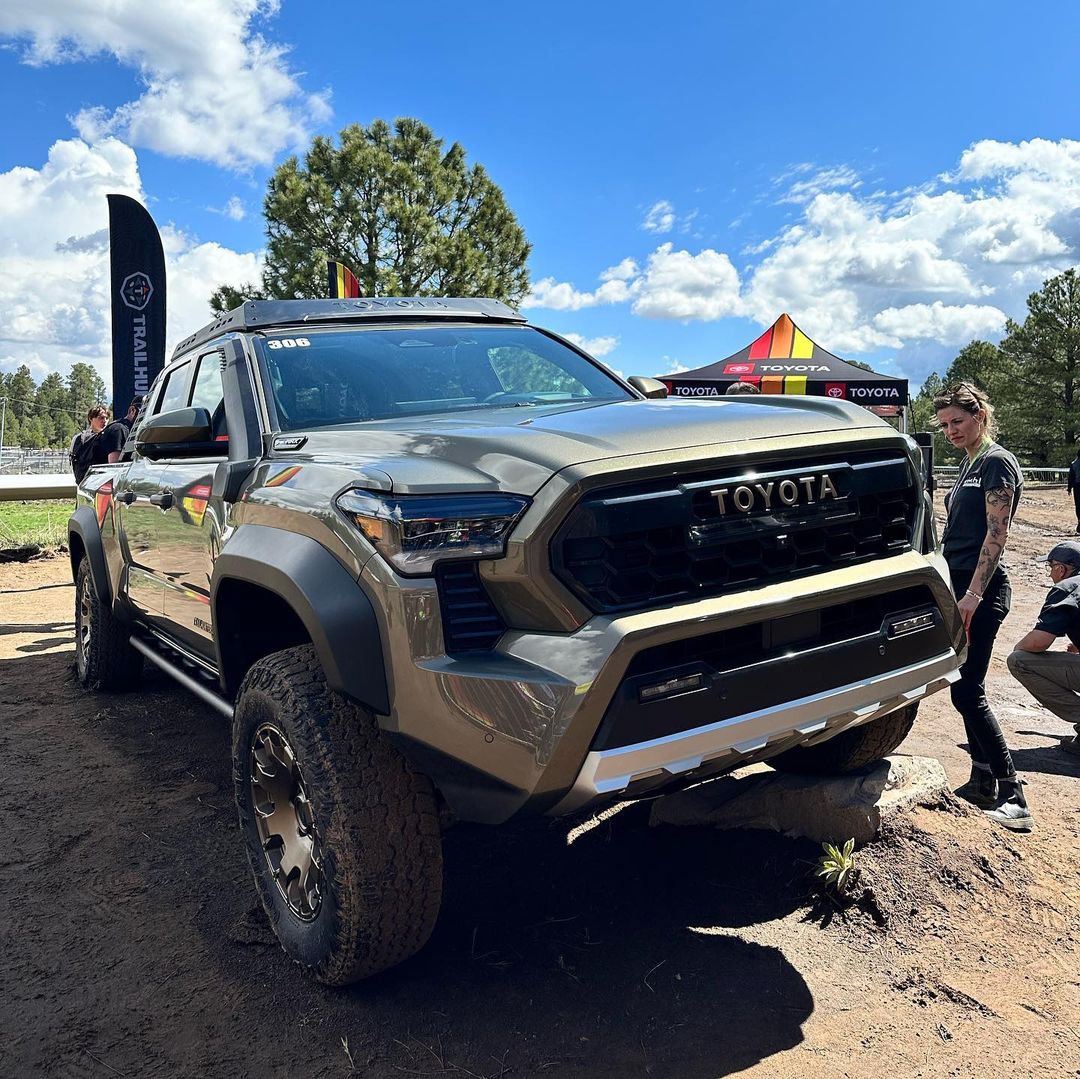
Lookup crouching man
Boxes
[1007,540,1080,756]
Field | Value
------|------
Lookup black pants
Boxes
[948,567,1016,779]
[1073,489,1080,529]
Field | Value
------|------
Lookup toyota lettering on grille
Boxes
[711,473,839,515]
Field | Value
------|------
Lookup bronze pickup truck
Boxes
[70,297,963,983]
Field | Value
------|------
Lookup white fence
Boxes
[0,447,70,475]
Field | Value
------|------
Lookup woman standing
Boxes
[935,383,1032,831]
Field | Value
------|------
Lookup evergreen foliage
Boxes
[0,362,108,450]
[210,118,531,315]
[914,268,1079,466]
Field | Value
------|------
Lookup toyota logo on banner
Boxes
[825,383,846,399]
[724,362,755,375]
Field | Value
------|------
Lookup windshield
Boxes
[254,325,632,430]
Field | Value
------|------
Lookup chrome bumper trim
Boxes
[547,650,960,816]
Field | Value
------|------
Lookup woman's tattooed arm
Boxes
[971,485,1014,595]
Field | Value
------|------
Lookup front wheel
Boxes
[768,703,919,775]
[233,644,443,985]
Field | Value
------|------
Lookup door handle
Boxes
[115,490,136,505]
[149,491,174,510]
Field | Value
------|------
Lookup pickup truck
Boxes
[70,296,964,984]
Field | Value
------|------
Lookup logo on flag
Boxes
[120,271,153,311]
[724,362,755,375]
[826,383,846,399]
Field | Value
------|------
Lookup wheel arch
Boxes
[211,524,389,714]
[68,505,110,605]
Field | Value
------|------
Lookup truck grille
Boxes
[552,450,918,613]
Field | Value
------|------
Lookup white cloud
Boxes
[562,333,618,357]
[0,1,330,168]
[209,196,248,221]
[872,302,1006,343]
[642,200,676,234]
[630,243,742,321]
[600,257,639,282]
[776,164,862,205]
[0,137,262,393]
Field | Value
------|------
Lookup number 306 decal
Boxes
[266,338,311,349]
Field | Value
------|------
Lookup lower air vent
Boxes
[435,562,505,653]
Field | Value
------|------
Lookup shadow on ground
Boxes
[1,648,817,1078]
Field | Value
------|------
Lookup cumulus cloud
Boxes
[630,243,742,321]
[0,137,262,391]
[561,333,618,357]
[524,138,1080,378]
[0,0,330,168]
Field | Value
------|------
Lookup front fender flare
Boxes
[211,524,389,714]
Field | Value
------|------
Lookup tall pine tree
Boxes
[210,118,531,312]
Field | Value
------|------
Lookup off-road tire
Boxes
[768,703,918,775]
[74,559,142,691]
[233,644,442,985]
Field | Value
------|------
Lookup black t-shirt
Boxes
[100,417,132,459]
[1034,574,1080,649]
[942,443,1023,572]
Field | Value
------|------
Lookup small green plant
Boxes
[816,838,857,894]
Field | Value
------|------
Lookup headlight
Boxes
[336,490,530,575]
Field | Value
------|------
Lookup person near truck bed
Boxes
[935,382,1033,832]
[68,404,109,483]
[1068,448,1080,534]
[101,396,143,464]
[1007,540,1080,757]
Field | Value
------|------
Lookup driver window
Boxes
[156,363,191,415]
[190,350,227,440]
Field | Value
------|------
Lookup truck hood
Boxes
[282,396,887,495]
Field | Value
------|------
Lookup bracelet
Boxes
[965,589,982,601]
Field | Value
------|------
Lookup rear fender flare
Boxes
[211,524,389,714]
[68,506,111,605]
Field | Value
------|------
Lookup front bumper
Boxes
[364,549,964,824]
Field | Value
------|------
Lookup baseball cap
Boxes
[1039,540,1080,571]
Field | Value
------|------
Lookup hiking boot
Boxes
[1060,736,1080,757]
[955,765,998,809]
[983,778,1034,833]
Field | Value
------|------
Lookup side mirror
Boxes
[628,376,669,399]
[135,407,228,460]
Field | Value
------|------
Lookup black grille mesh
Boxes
[436,562,505,652]
[553,452,918,613]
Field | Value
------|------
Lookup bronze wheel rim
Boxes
[250,724,324,921]
[76,572,92,676]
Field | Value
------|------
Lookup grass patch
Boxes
[0,500,72,549]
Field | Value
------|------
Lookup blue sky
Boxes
[2,1,1079,394]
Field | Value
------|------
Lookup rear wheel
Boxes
[74,559,142,691]
[233,644,442,985]
[768,703,919,775]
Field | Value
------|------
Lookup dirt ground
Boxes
[1,491,1078,1079]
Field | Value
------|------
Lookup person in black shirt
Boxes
[100,396,143,463]
[935,382,1033,832]
[68,404,110,482]
[1008,540,1080,756]
[1068,449,1080,534]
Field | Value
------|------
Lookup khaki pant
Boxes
[1007,648,1080,734]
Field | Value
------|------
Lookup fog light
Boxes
[639,673,704,703]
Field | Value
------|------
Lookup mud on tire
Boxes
[768,703,919,775]
[233,644,442,986]
[74,559,142,691]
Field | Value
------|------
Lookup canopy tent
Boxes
[659,313,908,407]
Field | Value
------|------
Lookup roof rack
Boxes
[171,297,527,359]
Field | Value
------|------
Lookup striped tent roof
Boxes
[660,313,908,405]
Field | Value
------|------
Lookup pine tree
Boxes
[210,118,531,313]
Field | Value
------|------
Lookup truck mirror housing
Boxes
[135,407,228,460]
[627,376,668,399]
